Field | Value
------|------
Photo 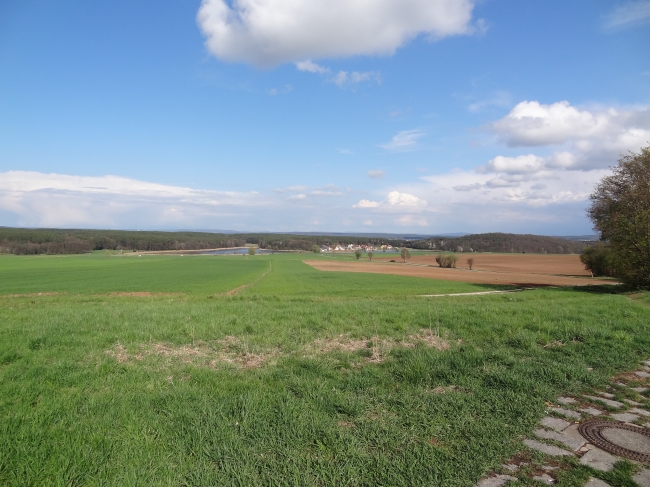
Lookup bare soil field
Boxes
[305,254,615,287]
[378,253,591,275]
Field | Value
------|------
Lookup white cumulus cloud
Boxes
[490,101,650,149]
[197,0,477,67]
[295,59,330,74]
[477,154,546,174]
[354,191,427,209]
[488,101,650,170]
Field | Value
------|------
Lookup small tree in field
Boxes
[587,146,650,288]
[248,246,256,256]
[312,245,321,253]
[400,248,410,263]
[467,257,474,270]
[368,250,374,261]
[355,249,362,260]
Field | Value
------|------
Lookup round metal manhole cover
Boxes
[578,420,650,463]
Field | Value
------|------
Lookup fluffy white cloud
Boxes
[355,199,380,208]
[197,0,477,67]
[490,101,650,149]
[380,129,425,152]
[488,101,650,170]
[295,59,330,74]
[478,154,545,174]
[354,191,426,209]
[603,1,650,30]
[0,171,266,228]
[386,191,426,207]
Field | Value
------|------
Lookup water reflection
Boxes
[196,248,275,255]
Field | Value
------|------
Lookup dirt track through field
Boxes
[219,261,273,296]
[305,254,614,287]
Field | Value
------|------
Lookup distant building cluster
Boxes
[319,244,394,253]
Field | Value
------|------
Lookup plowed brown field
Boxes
[305,254,615,287]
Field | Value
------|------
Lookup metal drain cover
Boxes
[578,420,650,463]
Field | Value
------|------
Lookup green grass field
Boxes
[0,253,649,486]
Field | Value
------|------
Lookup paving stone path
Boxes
[475,359,650,487]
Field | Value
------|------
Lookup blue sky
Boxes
[1,0,649,234]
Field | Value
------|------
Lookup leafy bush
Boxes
[580,244,616,277]
[435,253,458,268]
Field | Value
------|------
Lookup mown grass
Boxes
[0,253,649,486]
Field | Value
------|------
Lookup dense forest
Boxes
[408,233,589,254]
[0,228,407,255]
[0,228,590,255]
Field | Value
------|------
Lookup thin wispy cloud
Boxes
[467,91,512,113]
[267,85,293,96]
[331,70,381,88]
[380,130,425,152]
[338,149,354,155]
[603,1,650,30]
[296,60,380,89]
[367,170,386,179]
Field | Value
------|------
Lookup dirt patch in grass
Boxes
[105,337,279,369]
[1,292,61,298]
[106,292,183,297]
[428,385,459,394]
[307,329,449,363]
[221,284,248,297]
[305,259,614,287]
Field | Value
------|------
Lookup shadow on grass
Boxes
[563,284,627,295]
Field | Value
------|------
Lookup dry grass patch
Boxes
[428,385,459,394]
[105,337,279,369]
[107,292,182,297]
[307,329,449,364]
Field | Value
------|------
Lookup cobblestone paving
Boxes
[475,359,650,487]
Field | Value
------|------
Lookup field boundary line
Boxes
[417,288,534,297]
[219,261,273,296]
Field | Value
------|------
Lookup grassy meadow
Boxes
[0,252,649,486]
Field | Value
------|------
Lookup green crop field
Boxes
[0,253,649,486]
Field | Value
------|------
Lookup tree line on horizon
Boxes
[0,227,588,256]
